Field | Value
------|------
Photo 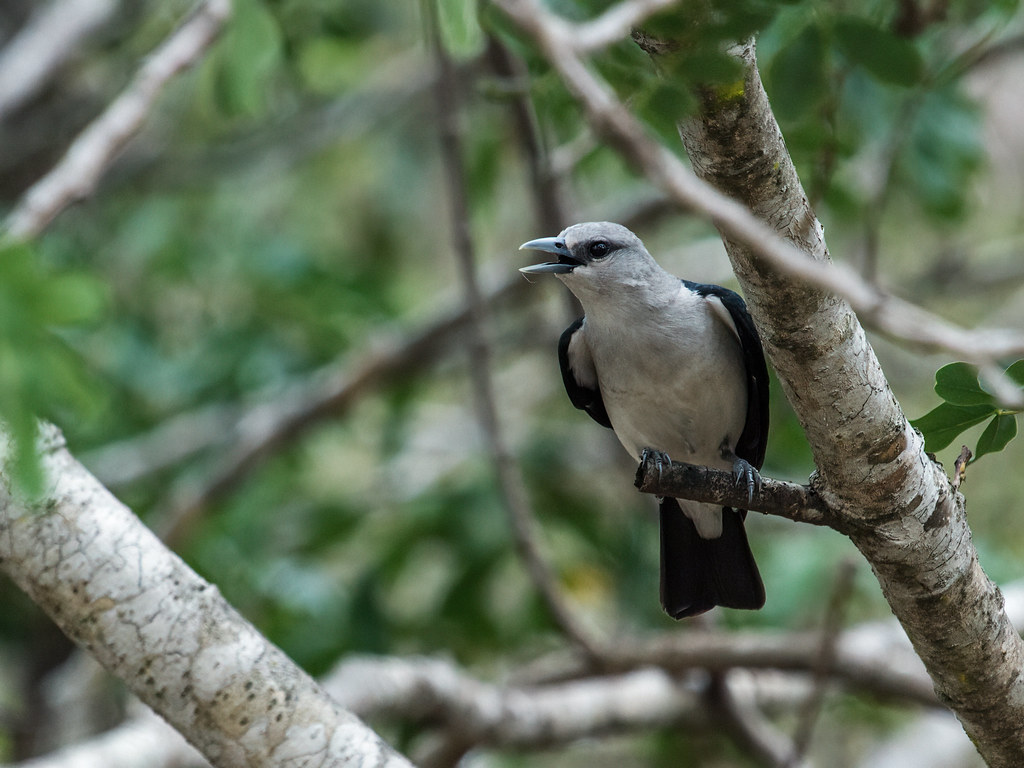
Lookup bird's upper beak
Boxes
[519,236,580,274]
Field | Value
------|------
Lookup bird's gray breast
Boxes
[583,289,748,469]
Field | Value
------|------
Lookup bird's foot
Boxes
[640,448,672,481]
[731,457,762,507]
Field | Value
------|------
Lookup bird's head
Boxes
[519,222,658,299]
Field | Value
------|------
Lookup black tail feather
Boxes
[659,497,765,619]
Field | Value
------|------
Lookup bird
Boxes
[519,221,769,618]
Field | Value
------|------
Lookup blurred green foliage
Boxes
[1,0,1022,763]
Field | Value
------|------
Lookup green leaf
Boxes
[1005,359,1024,386]
[904,88,984,220]
[934,362,994,406]
[767,23,828,120]
[975,413,1018,460]
[636,80,697,141]
[438,0,484,60]
[211,0,283,116]
[0,241,104,493]
[40,274,107,326]
[911,401,995,452]
[834,16,924,87]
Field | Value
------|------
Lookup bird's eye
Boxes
[589,241,610,259]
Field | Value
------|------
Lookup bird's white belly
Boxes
[589,312,747,470]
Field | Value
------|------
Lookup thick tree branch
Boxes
[4,0,232,240]
[0,425,412,768]
[669,42,1024,766]
[21,583,1015,768]
[493,2,1024,764]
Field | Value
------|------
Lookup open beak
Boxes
[519,236,579,274]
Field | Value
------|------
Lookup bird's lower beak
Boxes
[519,236,580,274]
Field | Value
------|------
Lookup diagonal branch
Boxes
[4,0,232,240]
[493,2,1024,764]
[494,0,1024,390]
[0,0,117,123]
[0,425,413,768]
[574,0,683,52]
[154,276,528,544]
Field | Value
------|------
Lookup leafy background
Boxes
[2,0,1024,764]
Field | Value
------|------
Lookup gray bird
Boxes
[520,221,769,618]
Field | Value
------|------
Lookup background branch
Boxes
[426,3,601,657]
[0,0,116,123]
[0,426,412,768]
[151,275,528,544]
[4,0,232,240]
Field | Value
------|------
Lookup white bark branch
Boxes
[491,1,1024,764]
[21,578,1024,768]
[4,0,232,240]
[574,0,682,52]
[0,0,117,123]
[0,425,412,768]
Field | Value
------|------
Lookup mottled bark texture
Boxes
[668,41,1024,766]
[0,425,412,768]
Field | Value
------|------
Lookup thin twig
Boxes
[953,445,972,490]
[5,0,232,240]
[519,629,940,707]
[634,458,834,528]
[485,36,570,236]
[426,0,603,658]
[712,671,802,768]
[787,558,858,766]
[575,0,682,52]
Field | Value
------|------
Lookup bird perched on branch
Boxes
[519,222,769,618]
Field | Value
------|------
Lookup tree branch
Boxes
[0,0,117,123]
[493,2,1024,763]
[426,3,602,657]
[574,0,682,52]
[17,590,1007,768]
[494,0,1024,393]
[0,425,412,768]
[4,0,232,240]
[634,459,834,527]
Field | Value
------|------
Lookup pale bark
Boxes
[492,2,1024,764]
[672,44,1024,765]
[0,425,412,768]
[4,0,232,240]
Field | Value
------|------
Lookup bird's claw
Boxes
[640,447,672,481]
[732,457,762,507]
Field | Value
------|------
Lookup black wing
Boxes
[682,280,770,469]
[558,316,612,429]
